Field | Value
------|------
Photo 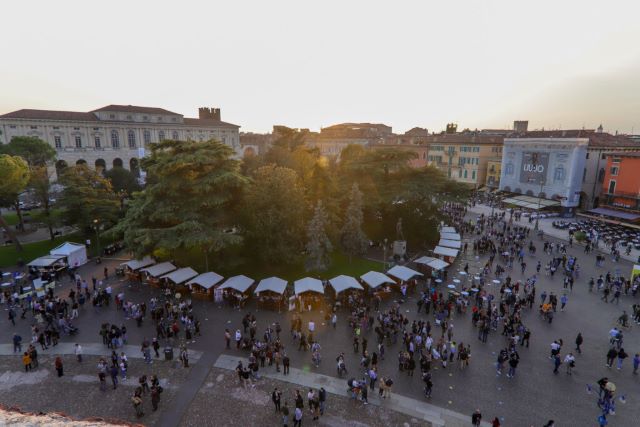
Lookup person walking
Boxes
[564,353,575,375]
[617,348,628,370]
[293,406,303,427]
[225,329,231,349]
[75,343,83,363]
[575,333,583,354]
[606,347,618,368]
[151,385,161,411]
[55,356,64,377]
[318,387,326,415]
[472,409,482,426]
[552,354,561,374]
[132,392,144,418]
[272,388,282,413]
[110,364,119,389]
[632,353,640,374]
[282,401,290,427]
[507,351,519,378]
[560,294,568,311]
[22,352,31,372]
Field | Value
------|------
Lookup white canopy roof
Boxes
[434,246,459,257]
[387,265,423,281]
[294,277,324,295]
[440,232,461,241]
[414,256,437,265]
[441,226,456,233]
[438,239,462,249]
[329,275,363,294]
[427,258,449,270]
[360,271,395,289]
[220,275,254,293]
[50,242,84,255]
[141,262,176,278]
[161,267,199,285]
[255,276,288,295]
[28,255,65,267]
[121,256,155,271]
[186,272,224,290]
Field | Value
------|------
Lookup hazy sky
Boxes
[1,0,639,134]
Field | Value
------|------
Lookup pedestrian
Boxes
[132,393,144,418]
[235,329,242,349]
[553,354,561,374]
[560,294,568,311]
[633,353,640,374]
[606,347,617,368]
[75,343,83,363]
[492,416,501,427]
[318,387,326,415]
[110,364,119,389]
[575,333,583,354]
[225,329,231,349]
[151,385,161,411]
[22,352,31,372]
[55,356,64,377]
[564,353,575,375]
[472,409,482,426]
[13,334,22,353]
[272,388,282,413]
[507,351,519,378]
[293,406,303,427]
[617,348,628,370]
[152,338,160,358]
[283,353,290,375]
[282,401,290,427]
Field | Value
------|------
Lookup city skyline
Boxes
[1,0,639,134]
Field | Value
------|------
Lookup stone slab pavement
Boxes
[214,354,491,427]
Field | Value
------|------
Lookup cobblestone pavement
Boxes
[180,367,424,427]
[0,354,190,425]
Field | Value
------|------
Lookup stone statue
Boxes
[396,218,404,241]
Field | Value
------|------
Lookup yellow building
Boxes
[485,159,502,189]
[425,133,504,187]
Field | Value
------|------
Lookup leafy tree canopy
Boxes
[104,166,141,196]
[0,136,56,166]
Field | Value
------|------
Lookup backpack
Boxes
[385,379,393,387]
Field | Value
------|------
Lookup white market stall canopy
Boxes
[360,271,395,289]
[387,265,423,282]
[255,277,288,295]
[161,267,198,285]
[438,239,462,249]
[294,277,324,295]
[414,256,437,266]
[50,242,87,267]
[329,275,363,294]
[220,275,254,293]
[186,272,224,290]
[121,257,155,271]
[440,232,461,241]
[28,255,65,268]
[434,246,459,258]
[141,262,176,278]
[427,258,449,270]
[441,226,457,233]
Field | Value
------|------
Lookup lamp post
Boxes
[93,219,100,258]
[383,238,388,271]
[535,181,545,231]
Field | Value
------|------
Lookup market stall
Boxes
[441,226,457,233]
[27,255,67,278]
[360,271,395,300]
[220,275,254,308]
[438,239,462,249]
[293,277,325,311]
[433,246,458,263]
[49,242,88,268]
[186,272,224,300]
[255,276,288,311]
[386,265,423,293]
[160,267,198,292]
[140,262,177,287]
[328,275,363,307]
[121,256,156,283]
[440,232,461,241]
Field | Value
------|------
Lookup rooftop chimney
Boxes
[198,107,221,120]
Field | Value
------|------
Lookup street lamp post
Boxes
[93,219,100,258]
[535,181,545,231]
[383,238,388,271]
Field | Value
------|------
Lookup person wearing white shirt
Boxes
[564,353,575,375]
[75,343,83,363]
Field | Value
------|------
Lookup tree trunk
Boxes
[14,201,25,232]
[43,199,54,240]
[0,214,23,252]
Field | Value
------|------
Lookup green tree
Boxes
[241,165,306,264]
[0,136,56,166]
[340,183,368,261]
[58,165,120,232]
[272,126,307,152]
[305,200,333,272]
[110,139,248,262]
[29,166,60,240]
[104,166,141,196]
[0,155,30,251]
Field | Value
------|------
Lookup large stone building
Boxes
[0,105,240,178]
[306,123,393,156]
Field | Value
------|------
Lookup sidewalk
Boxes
[0,342,203,363]
[214,354,491,427]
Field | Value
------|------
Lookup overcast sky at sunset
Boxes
[1,0,639,134]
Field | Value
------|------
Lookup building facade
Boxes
[485,159,502,189]
[370,144,429,168]
[306,123,393,157]
[600,152,640,212]
[0,105,240,177]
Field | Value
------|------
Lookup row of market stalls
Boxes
[433,226,461,264]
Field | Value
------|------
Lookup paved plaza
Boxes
[1,204,640,426]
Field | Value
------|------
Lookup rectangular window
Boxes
[53,126,60,130]
[95,136,101,148]
[608,180,616,194]
[9,125,16,129]
[30,125,37,129]
[472,170,476,180]
[458,169,462,178]
[54,136,62,148]
[464,169,468,178]
[109,114,115,119]
[75,136,82,148]
[610,166,619,176]
[74,127,80,130]
[586,152,590,159]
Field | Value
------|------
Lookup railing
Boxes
[605,191,640,199]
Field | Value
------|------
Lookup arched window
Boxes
[127,130,136,148]
[111,130,120,148]
[172,131,179,140]
[554,166,565,183]
[158,131,165,141]
[143,130,151,145]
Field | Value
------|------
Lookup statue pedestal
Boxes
[393,240,407,257]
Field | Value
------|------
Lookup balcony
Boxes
[604,191,640,200]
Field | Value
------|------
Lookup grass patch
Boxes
[0,233,82,268]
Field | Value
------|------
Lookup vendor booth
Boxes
[27,255,67,278]
[186,272,224,300]
[140,262,177,287]
[434,246,458,263]
[440,232,461,241]
[120,256,156,283]
[50,242,88,268]
[441,226,457,233]
[426,258,449,270]
[387,265,422,293]
[328,275,363,307]
[255,277,288,311]
[160,267,198,292]
[220,275,254,308]
[360,271,395,300]
[293,277,325,311]
[438,239,462,249]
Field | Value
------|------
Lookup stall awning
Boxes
[294,277,324,295]
[141,262,176,278]
[434,246,459,258]
[255,277,287,295]
[329,275,363,294]
[427,258,449,270]
[414,256,437,266]
[502,195,560,209]
[387,265,423,282]
[441,226,457,233]
[220,275,254,293]
[360,271,395,289]
[121,256,155,271]
[588,207,640,221]
[186,272,224,290]
[161,267,198,285]
[440,232,461,241]
[438,239,462,249]
[28,255,65,267]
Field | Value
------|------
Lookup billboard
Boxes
[519,152,549,184]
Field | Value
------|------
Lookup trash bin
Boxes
[164,347,174,361]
